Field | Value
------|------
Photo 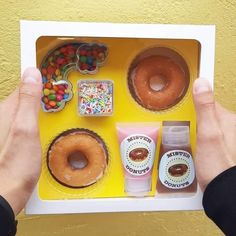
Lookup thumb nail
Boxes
[193,78,212,94]
[23,76,40,84]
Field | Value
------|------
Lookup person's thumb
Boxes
[192,78,220,141]
[14,67,42,130]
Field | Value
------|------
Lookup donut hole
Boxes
[68,151,88,169]
[149,74,167,92]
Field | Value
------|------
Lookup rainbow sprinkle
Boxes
[78,80,113,116]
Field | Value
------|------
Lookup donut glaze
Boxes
[129,55,189,111]
[47,129,108,188]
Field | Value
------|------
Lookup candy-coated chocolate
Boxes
[58,90,65,95]
[56,94,63,101]
[87,57,94,65]
[57,85,65,90]
[48,94,56,101]
[47,74,52,80]
[53,85,59,91]
[68,49,75,56]
[42,76,47,83]
[45,82,53,89]
[79,49,86,56]
[43,89,50,96]
[56,75,62,80]
[56,58,65,65]
[47,66,56,75]
[98,52,105,60]
[60,47,66,53]
[42,68,47,76]
[86,51,92,57]
[49,101,57,107]
[80,56,87,63]
[49,90,56,94]
[55,69,61,76]
[54,50,60,56]
[63,94,69,99]
[92,50,98,56]
[42,96,49,104]
[81,63,88,70]
[45,104,52,110]
[56,101,62,107]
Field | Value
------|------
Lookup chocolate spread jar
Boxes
[157,124,197,193]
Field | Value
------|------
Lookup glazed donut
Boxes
[47,129,108,188]
[129,55,189,111]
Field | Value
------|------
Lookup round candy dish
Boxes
[76,43,108,74]
[128,47,190,112]
[40,42,108,112]
[47,128,109,188]
[42,80,73,112]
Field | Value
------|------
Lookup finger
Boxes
[0,89,19,149]
[192,78,222,142]
[13,67,42,133]
[0,88,19,116]
[1,88,19,105]
[0,88,19,121]
[215,102,236,157]
[215,101,236,119]
[19,67,42,114]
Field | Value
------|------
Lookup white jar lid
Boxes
[162,126,190,147]
[125,176,151,197]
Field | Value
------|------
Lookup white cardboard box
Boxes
[20,20,215,214]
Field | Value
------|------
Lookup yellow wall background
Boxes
[0,0,235,235]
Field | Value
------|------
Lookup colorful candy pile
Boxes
[40,42,108,112]
[40,43,81,112]
[78,80,113,116]
[42,81,71,111]
[76,44,108,74]
[41,43,81,84]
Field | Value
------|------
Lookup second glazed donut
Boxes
[47,129,108,188]
[129,55,189,111]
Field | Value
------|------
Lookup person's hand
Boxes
[192,78,236,191]
[0,67,42,215]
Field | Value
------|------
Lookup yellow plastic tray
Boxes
[36,36,200,200]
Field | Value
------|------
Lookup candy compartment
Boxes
[76,43,108,74]
[78,80,114,116]
[41,80,73,112]
[39,42,108,113]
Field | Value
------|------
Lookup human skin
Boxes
[0,71,235,216]
[192,78,236,191]
[0,67,42,215]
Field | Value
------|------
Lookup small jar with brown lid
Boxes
[157,125,197,194]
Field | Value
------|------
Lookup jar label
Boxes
[120,134,156,176]
[159,150,195,189]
